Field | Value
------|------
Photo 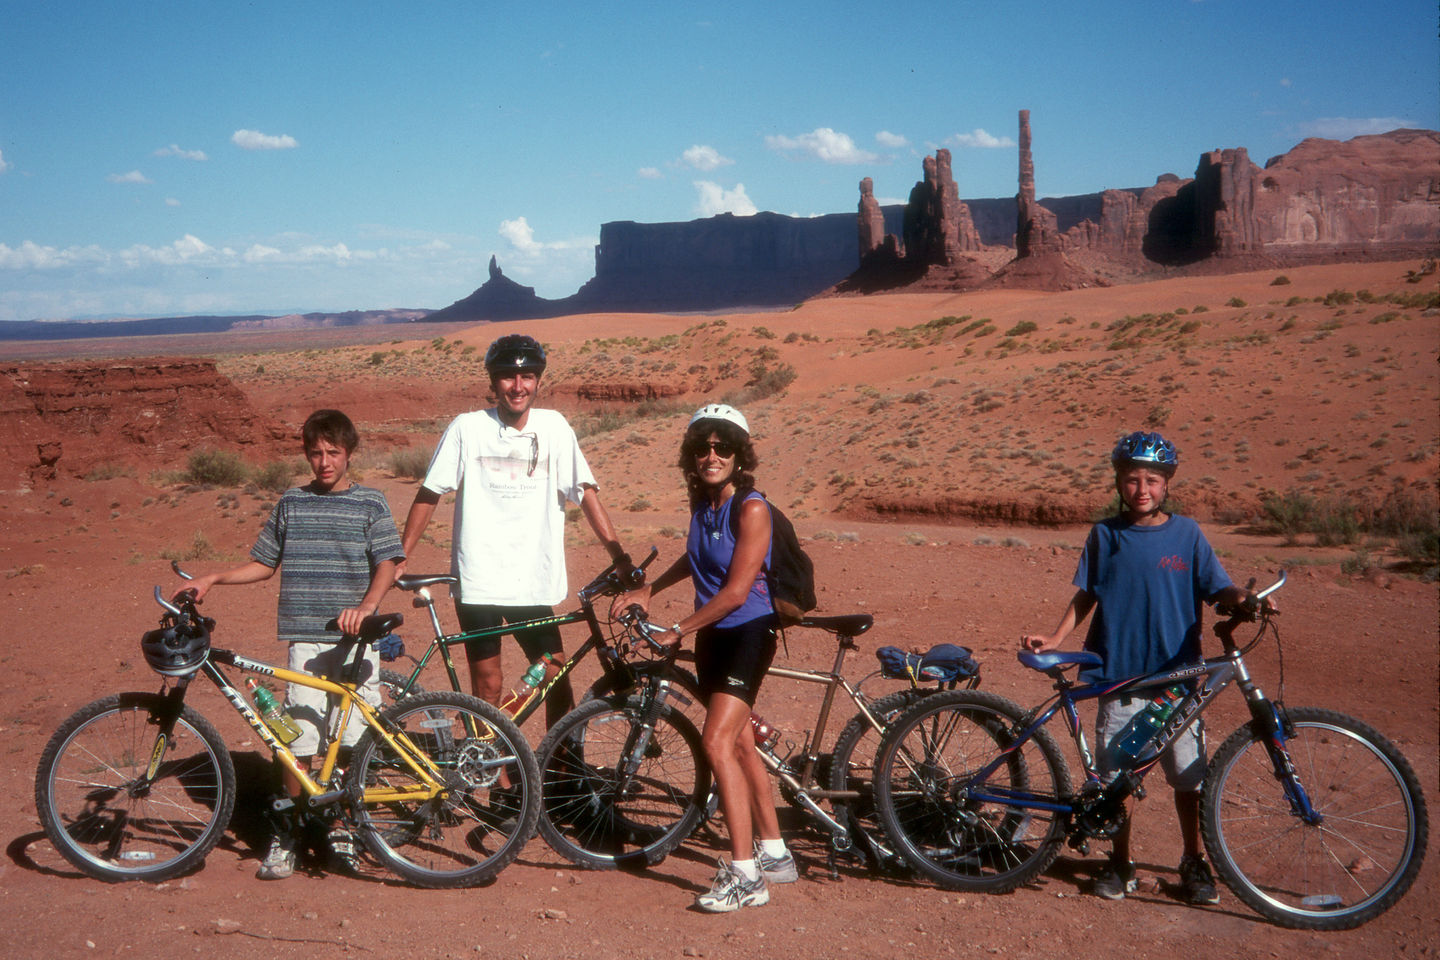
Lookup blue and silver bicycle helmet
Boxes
[1111,431,1179,475]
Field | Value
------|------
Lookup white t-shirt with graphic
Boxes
[421,407,596,606]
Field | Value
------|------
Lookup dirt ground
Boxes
[1,262,1436,959]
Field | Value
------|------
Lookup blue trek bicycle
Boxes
[871,571,1428,930]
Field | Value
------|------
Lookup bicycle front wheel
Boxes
[347,691,539,888]
[1203,706,1428,930]
[536,694,709,870]
[35,693,236,882]
[874,690,1072,893]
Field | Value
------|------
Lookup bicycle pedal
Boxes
[271,796,296,813]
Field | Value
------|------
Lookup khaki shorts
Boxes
[285,641,381,757]
[1096,693,1207,793]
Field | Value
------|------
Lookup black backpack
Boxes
[727,491,817,625]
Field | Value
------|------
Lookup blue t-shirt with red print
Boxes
[1072,513,1232,683]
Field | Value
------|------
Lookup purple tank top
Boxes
[686,490,774,628]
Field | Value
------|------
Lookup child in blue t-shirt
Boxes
[1022,431,1252,906]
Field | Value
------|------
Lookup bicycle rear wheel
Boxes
[347,691,539,888]
[827,688,927,871]
[536,694,709,870]
[379,667,426,705]
[35,693,235,882]
[1203,706,1427,930]
[874,689,1072,893]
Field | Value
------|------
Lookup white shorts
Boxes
[284,641,381,757]
[1096,693,1207,793]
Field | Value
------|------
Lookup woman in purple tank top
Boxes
[613,403,795,911]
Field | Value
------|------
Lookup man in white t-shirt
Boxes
[399,334,632,727]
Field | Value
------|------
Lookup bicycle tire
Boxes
[827,688,927,870]
[1202,706,1428,930]
[346,691,539,888]
[535,694,710,870]
[874,689,1072,893]
[379,667,427,705]
[35,692,236,882]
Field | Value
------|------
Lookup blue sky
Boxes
[1,0,1435,322]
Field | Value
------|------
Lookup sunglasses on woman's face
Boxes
[689,440,737,459]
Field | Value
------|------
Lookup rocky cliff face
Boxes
[0,360,286,489]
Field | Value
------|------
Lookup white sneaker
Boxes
[695,859,769,913]
[754,842,798,883]
[256,833,296,880]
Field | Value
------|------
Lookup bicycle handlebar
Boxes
[576,546,658,604]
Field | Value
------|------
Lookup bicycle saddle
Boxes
[396,573,459,591]
[324,612,405,641]
[1018,650,1103,672]
[796,614,873,637]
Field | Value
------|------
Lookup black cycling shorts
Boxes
[694,615,779,707]
[455,603,563,662]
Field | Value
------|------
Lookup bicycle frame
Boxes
[966,576,1320,826]
[146,645,469,814]
[388,550,663,726]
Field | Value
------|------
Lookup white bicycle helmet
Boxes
[688,403,749,435]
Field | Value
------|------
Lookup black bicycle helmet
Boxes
[141,619,211,677]
[1111,430,1179,475]
[484,334,547,376]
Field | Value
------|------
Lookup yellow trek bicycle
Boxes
[34,566,539,888]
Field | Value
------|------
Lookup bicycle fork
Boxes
[1235,663,1322,826]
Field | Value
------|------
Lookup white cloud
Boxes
[499,217,542,254]
[165,197,181,207]
[107,170,152,184]
[1297,116,1418,139]
[764,128,878,164]
[0,240,107,270]
[875,130,909,148]
[117,234,218,266]
[946,128,1015,149]
[1279,77,1292,88]
[694,181,757,217]
[681,145,733,171]
[0,149,11,174]
[231,129,298,150]
[154,144,208,161]
[637,166,663,179]
[244,244,282,263]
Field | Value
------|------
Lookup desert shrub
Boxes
[388,447,432,480]
[85,463,134,481]
[626,497,652,512]
[252,459,299,493]
[1259,489,1316,544]
[162,530,217,563]
[1005,320,1038,336]
[369,351,386,366]
[1323,289,1354,306]
[1225,297,1247,308]
[1310,498,1360,547]
[1270,275,1291,286]
[185,449,248,487]
[724,362,797,406]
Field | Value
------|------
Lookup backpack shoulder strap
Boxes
[727,490,768,539]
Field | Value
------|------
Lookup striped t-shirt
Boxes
[250,483,404,643]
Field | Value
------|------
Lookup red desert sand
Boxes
[1,260,1435,959]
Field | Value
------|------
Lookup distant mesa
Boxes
[836,112,1439,295]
